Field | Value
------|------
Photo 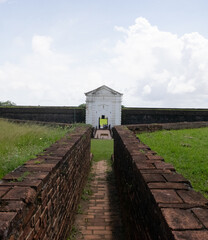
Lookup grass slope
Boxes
[91,139,113,164]
[138,128,208,198]
[0,119,69,179]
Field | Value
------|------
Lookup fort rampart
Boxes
[1,107,208,125]
[0,125,92,240]
[113,125,208,240]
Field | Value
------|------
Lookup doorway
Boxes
[99,115,108,129]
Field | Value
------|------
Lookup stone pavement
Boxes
[94,130,112,139]
[73,160,125,240]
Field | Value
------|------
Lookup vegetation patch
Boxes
[137,127,208,198]
[91,139,113,165]
[0,119,70,179]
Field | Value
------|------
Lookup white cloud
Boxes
[109,17,208,107]
[32,35,53,56]
[0,18,208,108]
[0,0,8,3]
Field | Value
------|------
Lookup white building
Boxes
[85,85,123,128]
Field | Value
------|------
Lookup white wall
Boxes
[85,88,122,128]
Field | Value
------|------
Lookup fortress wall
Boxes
[0,125,92,240]
[1,107,208,126]
[113,125,208,240]
[122,108,208,124]
[0,107,85,124]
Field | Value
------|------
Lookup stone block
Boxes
[151,189,183,203]
[148,182,189,190]
[192,208,208,228]
[162,208,203,230]
[163,173,190,184]
[2,187,37,204]
[173,230,208,240]
[143,174,166,183]
[177,190,208,205]
[154,162,175,171]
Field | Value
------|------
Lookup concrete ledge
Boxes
[113,125,208,240]
[0,125,92,240]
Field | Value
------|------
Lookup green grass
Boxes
[137,128,208,198]
[0,119,69,179]
[91,139,113,164]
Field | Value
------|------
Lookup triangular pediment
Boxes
[85,85,123,96]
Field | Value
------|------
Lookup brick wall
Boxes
[0,125,92,240]
[113,126,208,240]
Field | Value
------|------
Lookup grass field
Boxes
[91,139,113,165]
[0,119,69,179]
[137,127,208,198]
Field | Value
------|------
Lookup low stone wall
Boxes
[113,125,208,240]
[126,121,208,134]
[0,125,92,240]
[0,107,85,124]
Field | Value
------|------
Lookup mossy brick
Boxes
[1,179,43,192]
[177,190,208,205]
[148,182,189,190]
[162,208,203,230]
[151,189,183,203]
[23,163,58,172]
[192,208,208,228]
[2,187,37,204]
[3,170,24,181]
[173,230,208,240]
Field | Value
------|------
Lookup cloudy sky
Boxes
[1,0,208,108]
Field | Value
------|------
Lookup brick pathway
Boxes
[73,160,125,240]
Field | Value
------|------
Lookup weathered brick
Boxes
[192,208,208,228]
[177,190,208,205]
[148,182,189,190]
[154,161,175,171]
[2,187,37,204]
[163,172,191,184]
[0,126,96,239]
[173,230,208,240]
[136,162,155,170]
[0,212,18,239]
[151,189,183,203]
[143,174,166,183]
[162,208,203,230]
[0,186,11,198]
[0,200,25,213]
